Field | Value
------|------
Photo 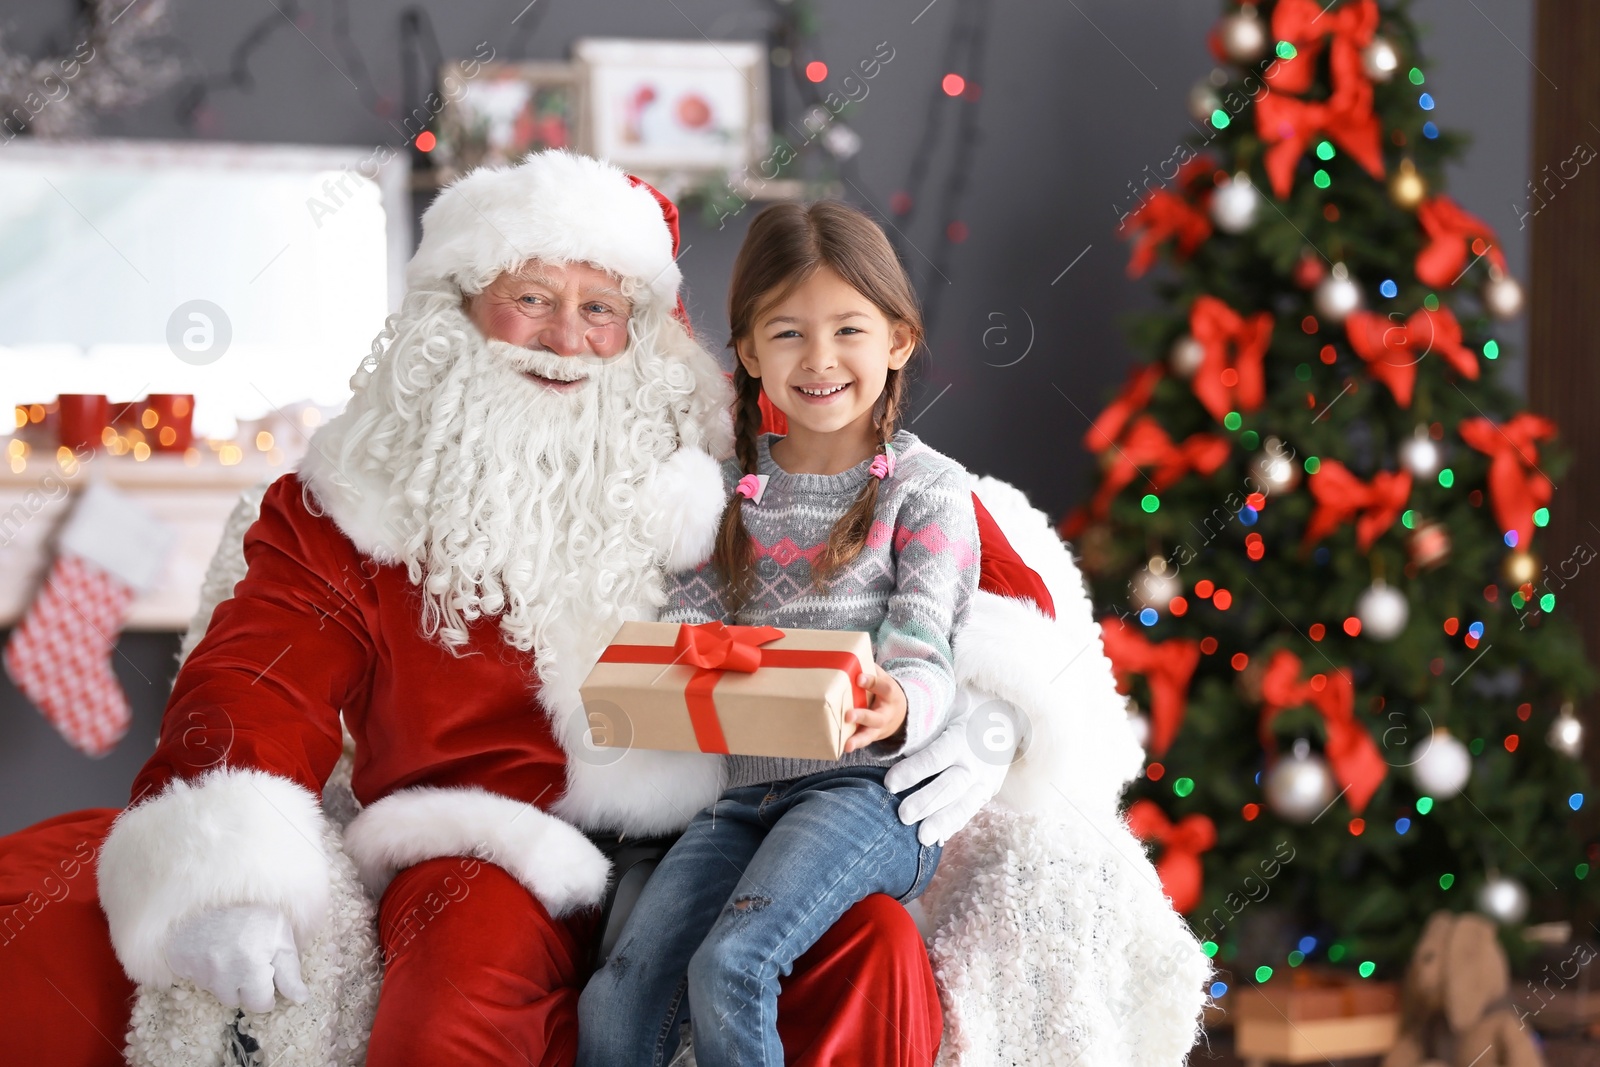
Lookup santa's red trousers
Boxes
[0,813,942,1066]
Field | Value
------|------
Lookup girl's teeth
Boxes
[800,385,847,396]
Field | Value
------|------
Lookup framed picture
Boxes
[573,38,769,179]
[434,62,584,177]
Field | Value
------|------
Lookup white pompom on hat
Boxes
[405,150,684,309]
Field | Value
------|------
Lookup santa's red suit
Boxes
[0,153,1073,1066]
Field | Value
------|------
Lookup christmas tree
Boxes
[1062,0,1598,979]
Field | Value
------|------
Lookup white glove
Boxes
[164,904,309,1014]
[884,691,1021,846]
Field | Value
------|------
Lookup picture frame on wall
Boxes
[572,38,770,182]
[432,61,585,179]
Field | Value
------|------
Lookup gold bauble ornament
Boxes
[1247,436,1301,495]
[1169,334,1206,378]
[1217,6,1268,65]
[1503,549,1540,587]
[1131,556,1182,612]
[1389,158,1427,210]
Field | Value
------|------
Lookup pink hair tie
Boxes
[735,473,767,504]
[869,445,896,481]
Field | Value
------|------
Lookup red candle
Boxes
[143,394,195,452]
[56,394,110,452]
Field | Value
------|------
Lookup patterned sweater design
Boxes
[660,430,979,789]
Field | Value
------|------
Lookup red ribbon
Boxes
[1344,307,1479,407]
[1087,416,1231,519]
[1255,38,1385,199]
[1084,363,1164,453]
[1258,649,1385,813]
[1415,195,1509,289]
[1100,616,1201,756]
[1459,414,1557,547]
[1126,800,1216,915]
[1190,296,1274,422]
[599,622,867,754]
[1265,0,1379,96]
[1124,190,1212,278]
[1302,459,1411,550]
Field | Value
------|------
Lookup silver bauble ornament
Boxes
[1210,172,1261,234]
[1361,36,1401,82]
[1247,436,1302,495]
[1132,557,1182,612]
[1548,701,1583,758]
[1218,6,1268,65]
[1313,263,1363,323]
[1482,268,1525,320]
[1170,334,1207,378]
[1412,728,1471,798]
[1188,79,1223,123]
[1399,427,1441,478]
[1476,873,1530,925]
[1265,739,1336,823]
[1357,580,1410,640]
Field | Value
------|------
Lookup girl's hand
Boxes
[844,668,907,752]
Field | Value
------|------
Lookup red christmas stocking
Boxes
[4,482,172,756]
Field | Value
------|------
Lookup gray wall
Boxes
[0,0,1534,832]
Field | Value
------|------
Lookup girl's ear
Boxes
[887,321,915,370]
[734,337,763,379]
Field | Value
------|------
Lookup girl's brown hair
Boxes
[714,201,925,610]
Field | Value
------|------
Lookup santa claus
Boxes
[0,151,1208,1066]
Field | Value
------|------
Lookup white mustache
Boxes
[486,339,597,384]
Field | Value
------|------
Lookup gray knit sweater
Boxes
[660,430,979,789]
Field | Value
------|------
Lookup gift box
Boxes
[578,620,873,760]
[1232,967,1399,1064]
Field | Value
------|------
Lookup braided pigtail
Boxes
[711,364,766,611]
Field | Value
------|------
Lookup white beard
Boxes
[304,285,729,702]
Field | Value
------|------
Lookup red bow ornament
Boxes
[1344,307,1479,407]
[1266,0,1379,95]
[1126,800,1216,914]
[1189,296,1274,422]
[1255,39,1385,199]
[1084,363,1164,453]
[1099,616,1202,756]
[1415,195,1508,289]
[1459,413,1557,547]
[1124,190,1212,278]
[1258,649,1386,812]
[1087,416,1231,519]
[1302,459,1411,549]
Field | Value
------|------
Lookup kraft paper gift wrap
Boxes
[578,620,874,760]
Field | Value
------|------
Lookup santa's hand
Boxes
[164,904,309,1014]
[884,693,1018,846]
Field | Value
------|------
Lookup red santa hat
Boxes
[405,150,684,312]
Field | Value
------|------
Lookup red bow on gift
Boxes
[1459,414,1557,547]
[1255,40,1385,199]
[1126,800,1216,915]
[1084,363,1164,453]
[1303,459,1412,549]
[1190,296,1274,422]
[1100,616,1201,756]
[1265,0,1379,95]
[1344,307,1479,407]
[1087,416,1231,519]
[1124,190,1212,278]
[1258,649,1385,812]
[673,620,784,673]
[1415,195,1508,289]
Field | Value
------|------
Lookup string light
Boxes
[1379,279,1398,298]
[1483,339,1500,359]
[807,61,829,82]
[1439,872,1454,889]
[941,72,965,95]
[1141,494,1161,513]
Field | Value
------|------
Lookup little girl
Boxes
[576,201,978,1067]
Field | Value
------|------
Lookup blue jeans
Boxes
[575,766,940,1067]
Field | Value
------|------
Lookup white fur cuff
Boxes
[343,786,612,917]
[97,767,333,987]
[647,447,727,572]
